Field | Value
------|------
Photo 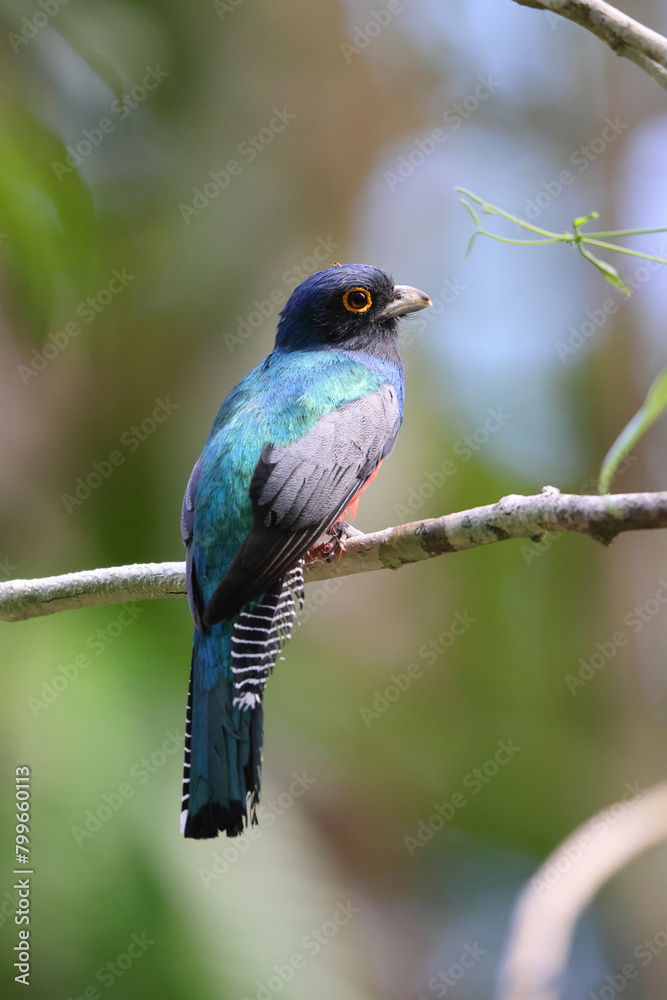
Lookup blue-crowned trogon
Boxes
[180,263,430,838]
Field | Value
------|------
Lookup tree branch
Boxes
[2,486,667,622]
[495,781,667,1000]
[512,0,667,90]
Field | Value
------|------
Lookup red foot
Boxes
[307,538,338,562]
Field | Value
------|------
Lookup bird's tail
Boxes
[180,628,263,839]
[181,564,304,839]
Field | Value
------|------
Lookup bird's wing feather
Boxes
[202,383,400,626]
[182,456,205,632]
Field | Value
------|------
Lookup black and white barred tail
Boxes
[230,562,305,709]
[180,561,304,838]
[180,664,193,833]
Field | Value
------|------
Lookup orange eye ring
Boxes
[343,287,372,313]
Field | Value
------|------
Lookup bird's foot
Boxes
[330,520,365,552]
[307,521,365,563]
[307,539,337,562]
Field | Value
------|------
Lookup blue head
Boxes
[274,264,430,359]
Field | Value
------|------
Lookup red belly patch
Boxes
[338,460,383,524]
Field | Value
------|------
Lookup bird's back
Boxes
[192,347,404,602]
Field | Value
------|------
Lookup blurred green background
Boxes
[2,1,667,998]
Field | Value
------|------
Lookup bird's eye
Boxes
[343,287,372,313]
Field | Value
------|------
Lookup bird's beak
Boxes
[378,284,432,319]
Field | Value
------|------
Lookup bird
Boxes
[180,263,430,839]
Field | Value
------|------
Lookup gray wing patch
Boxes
[253,384,400,531]
[182,456,205,632]
[202,385,400,626]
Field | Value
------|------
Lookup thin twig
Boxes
[512,0,667,90]
[2,486,667,622]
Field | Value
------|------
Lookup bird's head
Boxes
[274,264,430,358]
